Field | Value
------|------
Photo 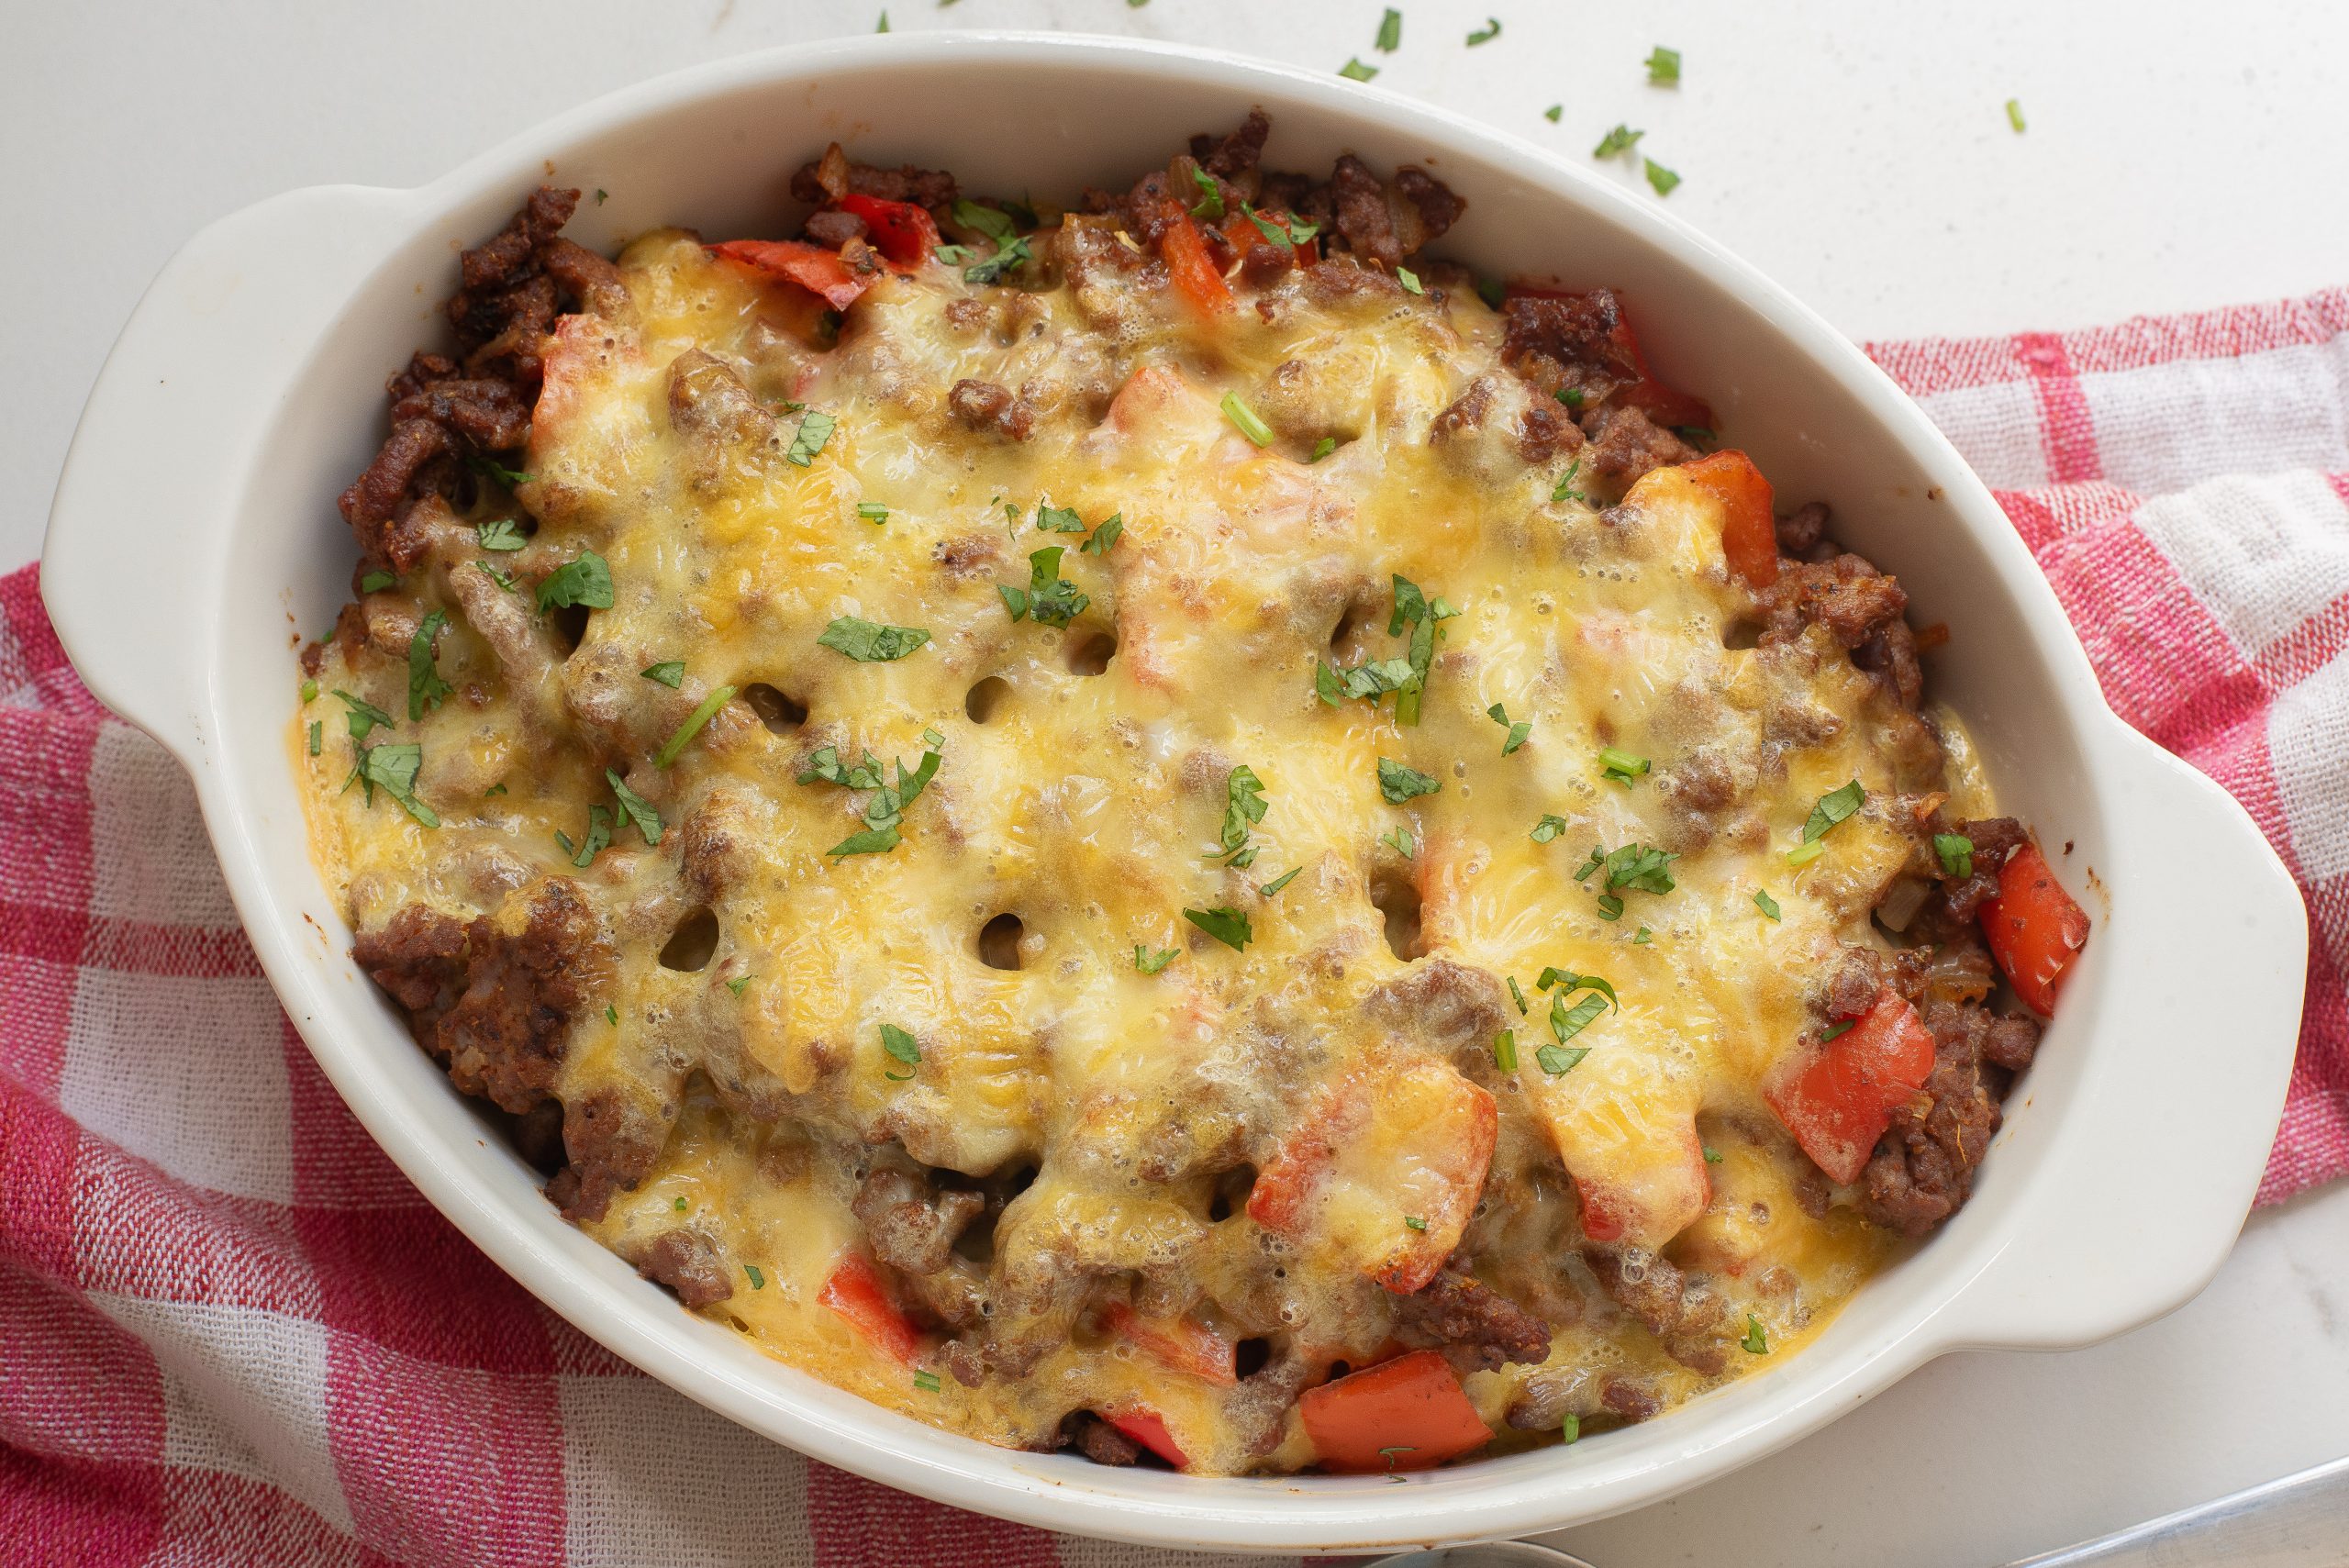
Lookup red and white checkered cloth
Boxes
[4,285,2345,1566]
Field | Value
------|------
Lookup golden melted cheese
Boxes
[300,225,1996,1475]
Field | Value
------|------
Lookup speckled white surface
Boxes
[14,3,2349,1562]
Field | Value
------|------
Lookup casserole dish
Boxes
[38,33,2305,1551]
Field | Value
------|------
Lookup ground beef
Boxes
[1392,1267,1551,1371]
[1516,400,1582,464]
[629,1228,732,1308]
[1858,996,2040,1236]
[1500,291,1630,398]
[1362,958,1514,1088]
[1190,108,1272,178]
[803,208,868,246]
[1059,1412,1141,1466]
[1776,501,1832,559]
[1654,751,1740,853]
[789,147,957,209]
[946,378,1035,440]
[852,1167,985,1276]
[1429,378,1495,445]
[1581,405,1699,492]
[1600,1377,1664,1421]
[1237,240,1296,287]
[555,1084,673,1223]
[352,905,469,1018]
[1586,1247,1728,1374]
[1755,550,1926,707]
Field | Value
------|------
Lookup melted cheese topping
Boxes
[300,227,1995,1474]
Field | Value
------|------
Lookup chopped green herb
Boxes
[1674,426,1714,444]
[1339,57,1380,82]
[1558,387,1586,411]
[1561,1413,1581,1443]
[300,678,319,704]
[334,689,395,741]
[1378,1445,1419,1471]
[1544,105,1563,123]
[1633,926,1651,944]
[727,975,751,995]
[1645,45,1681,84]
[1534,968,1618,1006]
[306,720,321,756]
[1377,757,1441,804]
[1644,158,1681,196]
[1386,573,1455,726]
[607,768,662,845]
[948,200,1034,284]
[1754,889,1782,921]
[1597,842,1678,895]
[406,610,452,721]
[1786,838,1824,868]
[1375,6,1401,50]
[475,562,518,593]
[360,570,400,594]
[1598,747,1649,784]
[1487,703,1532,756]
[348,742,438,827]
[875,10,887,30]
[1594,124,1645,159]
[1742,1314,1769,1354]
[469,453,533,488]
[1933,832,1975,878]
[596,189,609,205]
[1494,1029,1520,1071]
[653,684,739,768]
[1475,277,1505,309]
[556,804,610,867]
[881,1022,922,1068]
[1210,765,1269,865]
[1317,656,1416,707]
[1703,1145,1722,1164]
[612,1006,624,1026]
[857,501,891,525]
[741,1264,766,1290]
[1396,266,1424,295]
[1506,976,1530,1016]
[1531,815,1571,844]
[1465,16,1500,44]
[1242,205,1320,249]
[2006,97,2027,133]
[1551,457,1586,504]
[1134,944,1179,974]
[818,617,931,662]
[1596,894,1625,920]
[1035,502,1086,534]
[786,410,836,467]
[813,729,944,859]
[1259,866,1302,897]
[1403,1215,1428,1232]
[914,1370,942,1393]
[1221,391,1275,446]
[1820,1018,1854,1043]
[476,518,527,551]
[1002,547,1088,628]
[1184,906,1253,951]
[1378,824,1417,858]
[1080,515,1123,555]
[1803,780,1865,841]
[484,782,507,798]
[1537,1042,1589,1075]
[535,550,615,612]
[997,585,1027,619]
[1310,434,1338,462]
[640,662,685,688]
[1187,166,1225,220]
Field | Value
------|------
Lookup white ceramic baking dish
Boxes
[39,33,2306,1553]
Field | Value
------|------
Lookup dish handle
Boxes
[1940,729,2306,1351]
[39,183,410,753]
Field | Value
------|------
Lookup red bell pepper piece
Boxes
[1099,1301,1239,1385]
[818,1254,921,1362]
[1160,215,1233,316]
[837,193,941,270]
[1106,1409,1189,1468]
[1764,990,1938,1184]
[708,239,875,311]
[1683,449,1780,589]
[1981,842,2090,1016]
[1297,1350,1493,1473]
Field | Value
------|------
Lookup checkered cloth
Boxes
[5,286,2345,1566]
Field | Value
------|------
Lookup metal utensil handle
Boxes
[2008,1452,2349,1566]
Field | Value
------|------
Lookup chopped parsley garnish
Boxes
[818,616,931,662]
[1079,515,1123,555]
[406,609,452,721]
[555,805,611,867]
[1187,166,1224,220]
[949,199,1034,284]
[475,562,518,593]
[1403,1215,1428,1232]
[1508,975,1530,1015]
[1558,387,1587,411]
[1388,573,1459,726]
[744,1264,767,1289]
[476,518,527,551]
[1378,825,1416,858]
[1184,906,1253,951]
[1594,124,1645,159]
[1742,1314,1769,1354]
[999,547,1089,628]
[1339,57,1380,82]
[786,410,836,466]
[653,684,739,768]
[1549,986,1611,1040]
[1531,814,1570,843]
[1786,839,1823,868]
[1311,436,1338,462]
[1934,832,1975,878]
[1378,1445,1419,1471]
[1209,765,1268,866]
[1820,1018,1854,1043]
[1598,747,1649,784]
[1544,105,1563,123]
[727,975,752,996]
[335,688,395,741]
[484,782,507,797]
[1134,944,1179,974]
[1703,1145,1722,1164]
[1375,6,1401,50]
[875,10,888,30]
[1317,656,1414,706]
[360,570,400,594]
[607,769,662,845]
[1645,45,1681,84]
[1803,780,1865,841]
[1596,894,1625,919]
[1644,159,1682,196]
[1753,888,1782,921]
[535,550,615,613]
[1259,867,1301,897]
[857,502,891,525]
[640,662,685,688]
[1581,842,1678,896]
[1465,16,1500,44]
[1035,502,1086,534]
[306,720,321,756]
[880,1023,923,1081]
[1377,757,1441,804]
[1221,391,1275,446]
[1493,1029,1519,1071]
[1476,277,1505,308]
[1242,205,1320,250]
[346,742,438,827]
[1487,703,1531,755]
[1397,266,1424,295]
[1632,926,1652,944]
[1552,458,1586,503]
[469,452,533,488]
[913,1370,942,1394]
[814,729,944,859]
[2006,97,2027,133]
[1537,1043,1589,1075]
[300,679,318,703]
[596,190,609,205]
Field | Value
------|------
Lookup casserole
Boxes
[38,32,2305,1550]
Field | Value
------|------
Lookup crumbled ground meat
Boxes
[1655,751,1740,853]
[1757,551,1924,707]
[1581,405,1699,493]
[1190,109,1272,178]
[1393,1267,1552,1372]
[1776,501,1832,559]
[1429,378,1495,445]
[1586,1247,1728,1374]
[1600,1377,1664,1421]
[1516,400,1582,464]
[853,1166,985,1275]
[1362,958,1515,1087]
[789,147,957,209]
[629,1229,732,1308]
[352,905,469,1018]
[555,1083,673,1223]
[1059,1411,1141,1466]
[946,378,1035,440]
[1500,291,1631,398]
[1859,996,2041,1236]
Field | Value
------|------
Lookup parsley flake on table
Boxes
[1544,105,1563,123]
[1487,703,1532,755]
[1377,757,1442,804]
[640,662,686,688]
[1339,57,1380,82]
[476,518,528,551]
[1184,906,1253,951]
[535,550,614,613]
[406,609,452,721]
[2007,97,2027,133]
[1934,832,1976,878]
[1594,124,1644,159]
[1134,944,1180,974]
[1465,16,1501,44]
[1375,6,1401,50]
[818,616,931,662]
[1645,45,1681,84]
[1644,158,1682,196]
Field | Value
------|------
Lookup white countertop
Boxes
[12,2,2348,1562]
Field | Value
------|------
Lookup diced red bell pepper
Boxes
[1683,449,1780,589]
[837,194,941,270]
[818,1254,921,1362]
[1297,1349,1493,1473]
[1764,990,1938,1184]
[1106,1409,1189,1468]
[1100,1301,1239,1385]
[708,239,876,311]
[1982,842,2091,1016]
[1160,215,1233,316]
